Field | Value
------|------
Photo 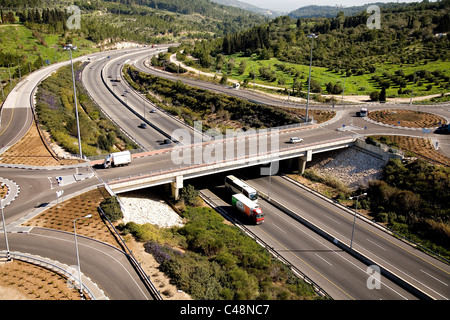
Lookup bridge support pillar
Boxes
[298,150,312,174]
[171,175,183,200]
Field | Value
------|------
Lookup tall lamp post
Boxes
[306,33,318,124]
[64,44,83,160]
[1,183,11,262]
[410,71,417,107]
[73,214,92,300]
[348,193,367,250]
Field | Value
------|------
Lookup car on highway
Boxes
[163,139,172,144]
[289,137,303,143]
[150,109,157,113]
[434,124,450,134]
[139,123,147,129]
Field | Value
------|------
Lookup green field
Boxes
[0,24,97,103]
[208,53,450,99]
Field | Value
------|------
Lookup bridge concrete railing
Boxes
[107,136,357,193]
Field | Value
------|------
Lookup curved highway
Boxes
[1,46,449,300]
[197,174,417,300]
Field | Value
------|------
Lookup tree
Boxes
[370,91,379,101]
[100,196,123,222]
[180,184,200,206]
[379,87,386,102]
[238,60,247,75]
[308,77,322,93]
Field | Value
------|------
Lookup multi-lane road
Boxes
[1,46,449,300]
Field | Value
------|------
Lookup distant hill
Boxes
[289,2,414,18]
[0,0,266,42]
[210,0,285,17]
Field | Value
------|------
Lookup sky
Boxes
[239,0,426,12]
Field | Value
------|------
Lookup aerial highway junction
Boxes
[1,46,449,300]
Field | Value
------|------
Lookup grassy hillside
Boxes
[0,0,266,104]
[0,23,96,104]
[179,1,450,99]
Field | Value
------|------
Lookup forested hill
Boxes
[289,2,412,18]
[0,0,266,41]
[217,1,449,72]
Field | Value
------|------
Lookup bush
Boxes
[155,206,318,300]
[376,212,389,223]
[180,184,201,206]
[302,169,323,182]
[99,196,123,222]
[370,91,379,101]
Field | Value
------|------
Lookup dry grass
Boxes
[0,260,83,300]
[0,121,82,167]
[372,135,450,166]
[3,186,190,300]
[274,106,336,124]
[23,187,122,247]
[368,109,446,128]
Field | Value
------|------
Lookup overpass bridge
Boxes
[103,130,387,198]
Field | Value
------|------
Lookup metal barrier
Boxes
[199,191,333,300]
[97,205,163,300]
[1,251,97,300]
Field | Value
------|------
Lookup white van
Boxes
[289,137,303,144]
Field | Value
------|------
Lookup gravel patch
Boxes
[119,191,184,228]
[308,148,386,189]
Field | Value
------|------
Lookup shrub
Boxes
[99,196,123,222]
[376,212,389,223]
[302,169,323,182]
[180,184,200,206]
[144,241,173,264]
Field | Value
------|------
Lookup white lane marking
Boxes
[420,270,448,287]
[315,253,333,266]
[366,238,386,251]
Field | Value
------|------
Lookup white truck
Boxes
[103,151,131,169]
[357,107,368,117]
[231,193,264,224]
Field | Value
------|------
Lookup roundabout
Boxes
[366,109,448,130]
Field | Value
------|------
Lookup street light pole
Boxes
[1,184,11,262]
[64,44,83,160]
[348,193,367,250]
[73,214,92,300]
[306,33,318,124]
[410,71,417,107]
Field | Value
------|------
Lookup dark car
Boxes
[164,139,172,144]
[139,123,147,129]
[434,124,450,134]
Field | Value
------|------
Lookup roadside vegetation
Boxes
[368,135,450,167]
[117,185,320,300]
[0,0,265,105]
[124,64,301,133]
[35,61,138,157]
[364,159,450,260]
[0,22,95,105]
[177,1,450,100]
[297,157,450,261]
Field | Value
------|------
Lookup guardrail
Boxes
[198,190,333,300]
[1,251,97,300]
[258,176,435,300]
[106,135,357,188]
[97,205,163,300]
